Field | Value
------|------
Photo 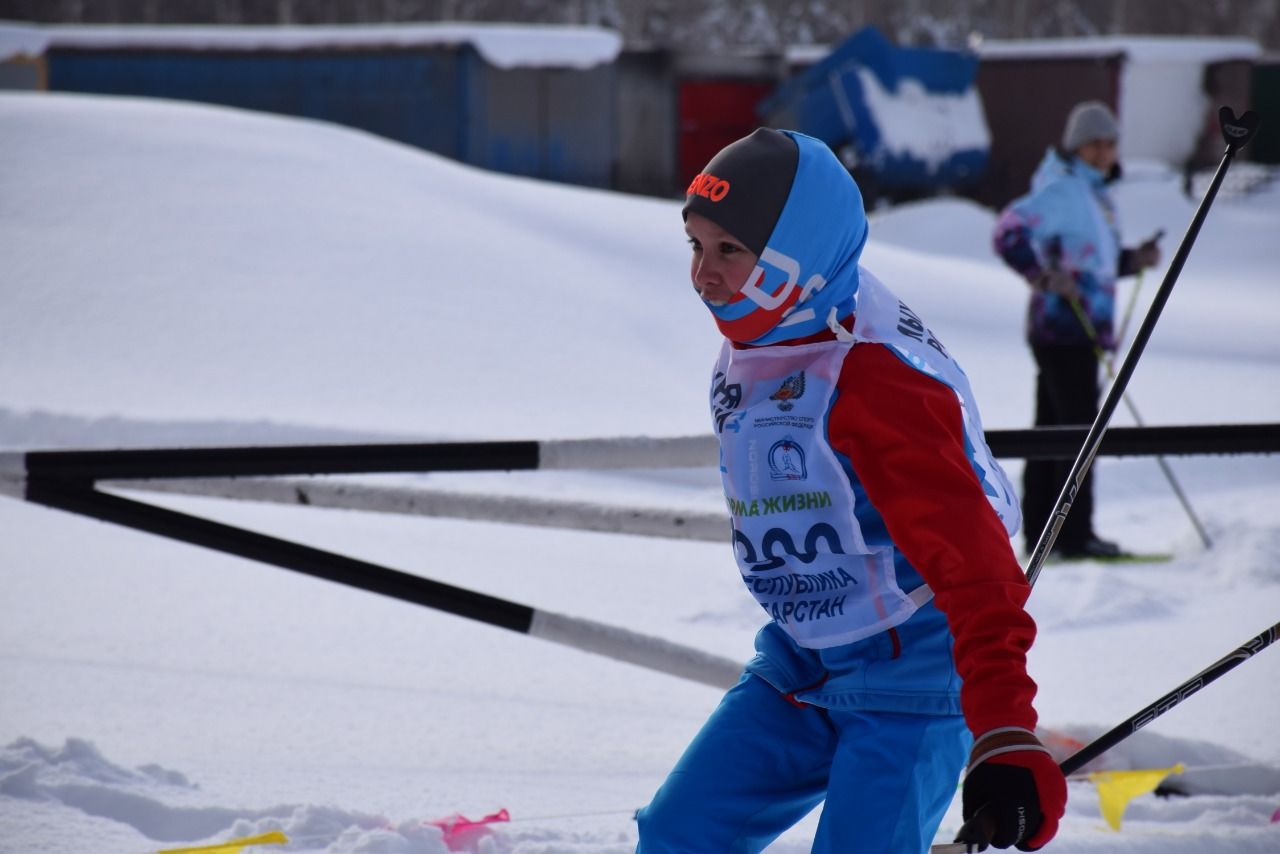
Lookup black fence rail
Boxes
[2,423,1275,689]
[987,423,1280,461]
[6,423,1278,485]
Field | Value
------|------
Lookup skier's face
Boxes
[685,212,758,307]
[1076,138,1118,174]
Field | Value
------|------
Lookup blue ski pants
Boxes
[635,674,970,853]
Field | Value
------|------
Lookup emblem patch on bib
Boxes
[770,372,806,411]
[768,437,807,481]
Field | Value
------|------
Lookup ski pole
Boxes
[1115,228,1162,346]
[1058,620,1280,775]
[1117,270,1144,348]
[1024,106,1260,589]
[934,620,1280,853]
[1066,296,1212,548]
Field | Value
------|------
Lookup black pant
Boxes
[1023,344,1101,552]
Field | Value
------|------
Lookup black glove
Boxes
[956,728,1067,851]
[1133,238,1162,269]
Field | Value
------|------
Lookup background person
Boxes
[993,101,1161,560]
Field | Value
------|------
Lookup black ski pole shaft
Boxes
[1025,107,1260,588]
[937,619,1280,854]
[1061,620,1280,775]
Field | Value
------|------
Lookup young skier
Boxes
[635,128,1066,853]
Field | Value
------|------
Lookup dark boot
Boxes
[1055,535,1125,559]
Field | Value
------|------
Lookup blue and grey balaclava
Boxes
[683,128,869,344]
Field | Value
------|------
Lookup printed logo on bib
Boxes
[732,522,862,629]
[896,301,949,360]
[769,372,805,411]
[726,489,831,518]
[768,437,807,481]
[760,590,851,627]
[711,370,744,435]
[733,522,849,572]
[704,271,1020,647]
[753,413,816,431]
[852,270,1021,538]
[710,326,929,647]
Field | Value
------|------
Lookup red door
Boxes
[678,79,776,193]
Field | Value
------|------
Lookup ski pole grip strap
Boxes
[966,726,1052,775]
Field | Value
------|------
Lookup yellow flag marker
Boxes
[158,830,288,854]
[1087,764,1185,830]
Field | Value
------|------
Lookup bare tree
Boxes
[0,0,1275,50]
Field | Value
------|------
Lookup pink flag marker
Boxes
[428,808,511,851]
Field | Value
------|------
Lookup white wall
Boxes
[1119,59,1211,166]
[980,37,1260,168]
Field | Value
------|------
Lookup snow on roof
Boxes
[788,34,1261,70]
[857,68,990,173]
[977,35,1261,64]
[784,43,831,66]
[0,21,622,69]
[0,22,47,61]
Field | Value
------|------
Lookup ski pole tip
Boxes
[1218,107,1261,151]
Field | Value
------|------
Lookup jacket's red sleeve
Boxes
[829,342,1038,736]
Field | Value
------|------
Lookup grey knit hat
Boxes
[1062,101,1119,151]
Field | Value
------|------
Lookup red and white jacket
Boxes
[719,269,1038,736]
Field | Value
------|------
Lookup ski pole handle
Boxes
[1218,106,1261,153]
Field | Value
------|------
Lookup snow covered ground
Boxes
[1,92,1278,853]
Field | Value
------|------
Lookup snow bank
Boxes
[0,92,707,440]
[0,738,453,852]
[1,92,1278,854]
